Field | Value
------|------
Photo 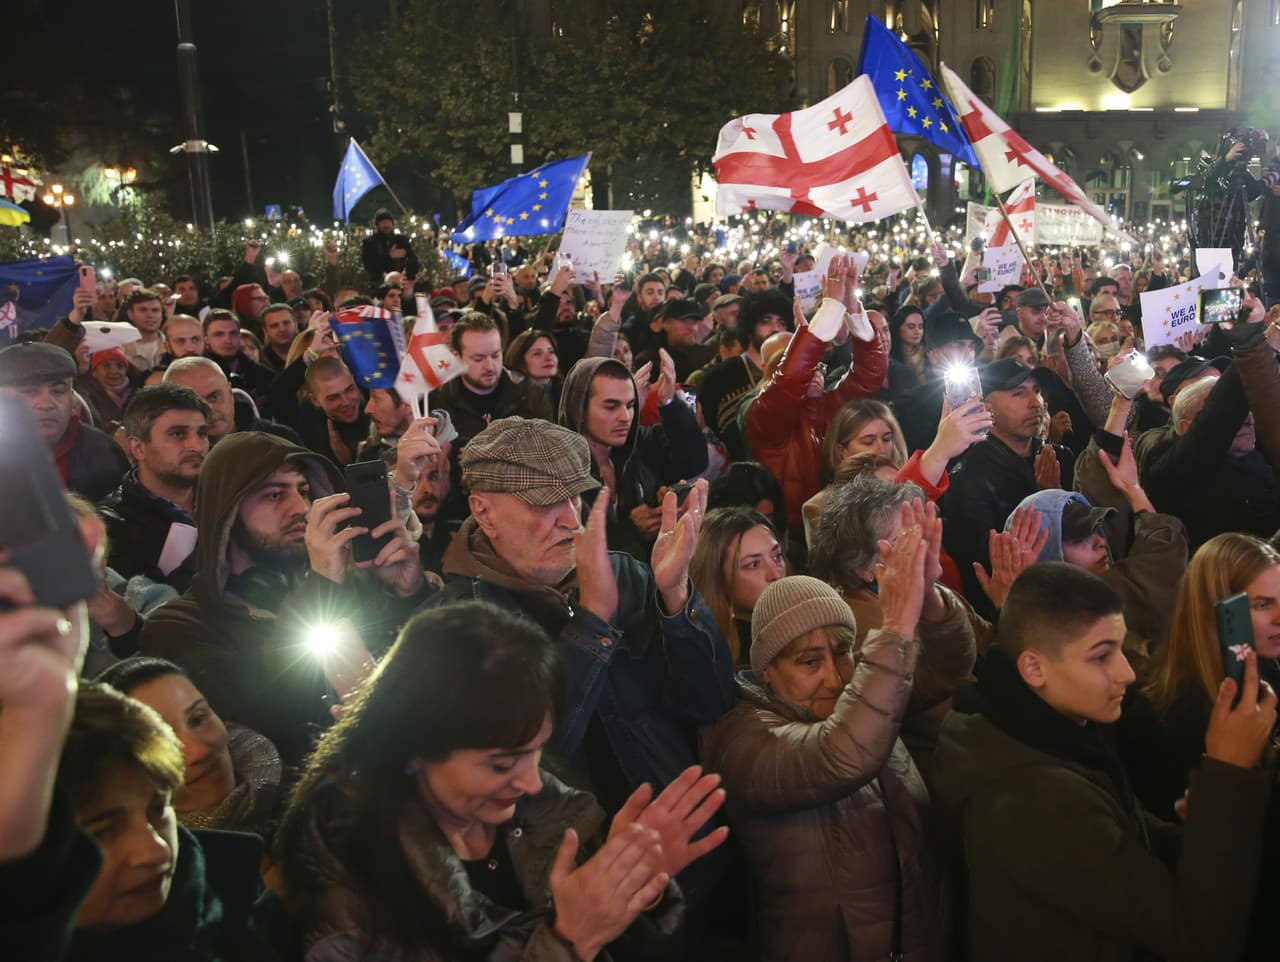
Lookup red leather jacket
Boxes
[746,318,888,535]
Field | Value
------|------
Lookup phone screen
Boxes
[1199,287,1242,324]
[1217,592,1254,686]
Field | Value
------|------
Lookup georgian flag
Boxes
[396,302,464,397]
[938,64,1132,241]
[986,180,1036,248]
[712,75,920,223]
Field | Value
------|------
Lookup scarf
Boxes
[955,645,1138,816]
[53,414,83,485]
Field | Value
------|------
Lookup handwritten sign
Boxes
[557,209,633,282]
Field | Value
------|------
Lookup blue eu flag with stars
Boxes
[332,139,385,225]
[332,307,402,389]
[454,154,591,242]
[856,15,980,169]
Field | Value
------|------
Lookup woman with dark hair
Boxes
[889,306,928,383]
[707,461,788,551]
[96,657,281,840]
[505,329,562,409]
[276,602,725,962]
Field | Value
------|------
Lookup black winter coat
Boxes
[98,470,198,592]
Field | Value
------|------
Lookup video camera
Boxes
[1220,127,1269,163]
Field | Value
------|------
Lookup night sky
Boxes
[7,0,359,223]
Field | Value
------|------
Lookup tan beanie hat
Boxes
[750,575,857,675]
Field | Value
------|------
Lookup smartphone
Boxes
[944,365,983,411]
[1103,351,1156,400]
[1199,287,1242,325]
[974,267,992,283]
[491,260,508,278]
[343,460,394,564]
[78,265,96,299]
[1216,592,1254,687]
[0,396,99,608]
[786,241,798,254]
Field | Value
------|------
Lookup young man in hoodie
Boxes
[931,563,1274,962]
[557,351,707,560]
[139,431,431,767]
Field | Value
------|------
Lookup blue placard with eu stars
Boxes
[332,139,386,225]
[454,154,591,242]
[332,306,401,389]
[855,15,980,169]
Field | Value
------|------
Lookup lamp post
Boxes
[41,183,75,244]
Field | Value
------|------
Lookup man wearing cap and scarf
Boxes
[435,415,736,905]
[633,299,717,382]
[942,357,1073,619]
[360,209,419,287]
[1133,314,1280,547]
[140,430,431,767]
[997,288,1053,351]
[0,342,129,501]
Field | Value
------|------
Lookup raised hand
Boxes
[655,349,677,407]
[632,361,653,407]
[820,254,849,306]
[391,417,441,491]
[305,493,366,583]
[651,479,707,614]
[876,509,928,638]
[1205,649,1278,769]
[610,766,730,879]
[550,823,667,962]
[576,490,618,623]
[357,518,424,598]
[1034,444,1061,491]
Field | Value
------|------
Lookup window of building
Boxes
[831,0,850,32]
[829,57,855,95]
[976,0,995,30]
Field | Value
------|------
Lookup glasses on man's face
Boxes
[1092,309,1120,318]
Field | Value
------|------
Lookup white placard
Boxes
[556,209,634,282]
[979,244,1021,293]
[1195,248,1235,282]
[1036,204,1105,247]
[793,269,822,313]
[1140,261,1229,348]
[157,523,198,576]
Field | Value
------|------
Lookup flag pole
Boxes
[415,389,429,420]
[992,191,1051,300]
[912,193,940,250]
[380,181,411,220]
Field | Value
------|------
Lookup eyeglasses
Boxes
[1091,309,1120,318]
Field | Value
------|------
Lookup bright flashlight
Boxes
[305,623,341,658]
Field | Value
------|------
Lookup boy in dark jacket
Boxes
[932,564,1273,962]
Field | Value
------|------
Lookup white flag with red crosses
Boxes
[985,180,1036,248]
[939,63,1131,242]
[396,303,464,398]
[712,75,920,223]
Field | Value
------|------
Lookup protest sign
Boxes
[979,244,1021,293]
[1140,261,1230,348]
[556,209,633,281]
[1036,204,1105,247]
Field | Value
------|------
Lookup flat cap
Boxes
[1016,287,1051,309]
[0,343,76,387]
[462,416,601,506]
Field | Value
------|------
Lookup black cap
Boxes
[1016,288,1051,309]
[1061,499,1117,542]
[0,343,76,387]
[1160,355,1229,403]
[980,358,1045,395]
[661,299,705,323]
[373,208,394,225]
[924,311,982,353]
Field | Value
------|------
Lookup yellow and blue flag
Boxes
[333,139,385,225]
[855,15,979,168]
[454,154,590,241]
[332,306,404,389]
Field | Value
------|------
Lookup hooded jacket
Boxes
[1011,485,1187,651]
[699,629,943,962]
[558,357,708,559]
[931,648,1268,962]
[744,304,889,536]
[139,431,425,768]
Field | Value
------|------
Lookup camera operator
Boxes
[1193,129,1276,271]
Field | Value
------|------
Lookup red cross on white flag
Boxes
[712,75,919,223]
[396,303,465,399]
[985,180,1036,247]
[0,167,37,204]
[938,63,1132,242]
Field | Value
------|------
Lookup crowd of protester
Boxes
[5,199,1280,962]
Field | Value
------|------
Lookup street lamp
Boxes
[42,183,75,244]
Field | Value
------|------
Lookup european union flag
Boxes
[0,254,78,340]
[856,15,980,169]
[454,154,591,241]
[332,306,403,389]
[442,249,471,278]
[332,139,385,225]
